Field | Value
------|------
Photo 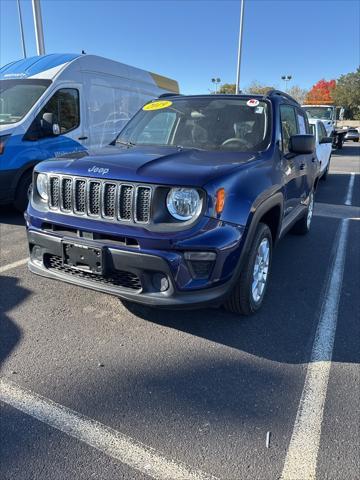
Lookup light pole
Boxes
[32,0,45,55]
[211,77,221,94]
[281,75,292,92]
[235,0,245,94]
[16,0,26,58]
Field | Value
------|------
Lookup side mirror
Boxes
[41,113,60,136]
[289,134,315,154]
[320,136,333,144]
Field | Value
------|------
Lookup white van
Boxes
[0,53,179,209]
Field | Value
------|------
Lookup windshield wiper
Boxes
[116,140,136,147]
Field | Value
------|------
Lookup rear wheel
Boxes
[224,222,272,315]
[14,170,33,212]
[291,191,314,235]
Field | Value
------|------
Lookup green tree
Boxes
[218,83,236,94]
[333,68,360,119]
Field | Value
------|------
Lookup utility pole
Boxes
[235,0,245,94]
[32,0,45,55]
[16,0,26,58]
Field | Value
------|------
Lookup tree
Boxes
[287,85,308,104]
[245,81,275,95]
[218,83,236,94]
[333,68,360,120]
[303,79,336,105]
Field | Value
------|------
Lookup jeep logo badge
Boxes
[88,166,109,175]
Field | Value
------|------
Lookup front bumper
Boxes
[26,220,245,309]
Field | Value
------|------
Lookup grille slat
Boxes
[49,177,60,208]
[62,178,73,211]
[49,176,152,224]
[119,185,133,221]
[136,187,151,223]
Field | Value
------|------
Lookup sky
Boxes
[0,0,359,94]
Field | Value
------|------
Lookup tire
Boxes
[291,191,314,235]
[14,170,33,212]
[224,222,272,315]
[321,156,331,181]
[354,139,359,142]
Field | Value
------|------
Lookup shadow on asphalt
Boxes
[0,205,25,227]
[315,173,360,207]
[123,215,343,365]
[0,277,29,370]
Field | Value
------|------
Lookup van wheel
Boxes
[224,223,272,315]
[14,171,33,212]
[291,191,314,235]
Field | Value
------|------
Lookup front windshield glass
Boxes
[0,79,51,125]
[116,97,270,152]
[304,107,333,120]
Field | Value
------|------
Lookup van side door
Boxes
[24,86,88,161]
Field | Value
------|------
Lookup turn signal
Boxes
[215,188,226,214]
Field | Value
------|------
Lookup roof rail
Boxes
[267,89,299,105]
[158,92,181,99]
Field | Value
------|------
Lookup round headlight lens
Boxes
[36,173,48,201]
[166,188,202,221]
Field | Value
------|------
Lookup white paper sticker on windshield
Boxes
[247,99,259,107]
[255,106,264,114]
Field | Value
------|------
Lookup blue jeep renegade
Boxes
[26,91,318,315]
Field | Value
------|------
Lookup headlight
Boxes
[166,188,202,221]
[36,173,48,201]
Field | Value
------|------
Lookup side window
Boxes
[280,105,298,154]
[319,122,327,140]
[38,88,80,135]
[296,110,309,134]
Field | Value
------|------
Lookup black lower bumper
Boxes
[27,230,233,309]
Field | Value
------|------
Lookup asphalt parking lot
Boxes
[0,143,359,480]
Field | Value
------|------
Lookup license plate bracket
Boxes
[62,241,103,275]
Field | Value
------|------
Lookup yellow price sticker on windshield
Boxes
[143,100,173,111]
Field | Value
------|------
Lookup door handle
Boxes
[78,136,88,140]
[311,157,316,163]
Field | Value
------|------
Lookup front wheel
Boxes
[321,156,331,181]
[224,222,272,315]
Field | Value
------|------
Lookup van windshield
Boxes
[116,97,271,152]
[303,107,333,120]
[0,79,51,125]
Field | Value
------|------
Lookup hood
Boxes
[37,145,258,187]
[0,124,16,135]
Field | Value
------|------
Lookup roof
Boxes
[0,53,80,80]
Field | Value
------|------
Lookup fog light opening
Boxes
[31,245,43,265]
[152,273,169,292]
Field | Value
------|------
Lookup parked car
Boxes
[26,90,318,315]
[0,53,178,210]
[309,119,332,180]
[344,128,359,142]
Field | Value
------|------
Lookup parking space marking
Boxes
[345,172,355,206]
[0,258,28,274]
[0,378,217,480]
[280,219,350,480]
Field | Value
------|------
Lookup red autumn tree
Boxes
[303,79,336,104]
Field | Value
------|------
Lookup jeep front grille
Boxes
[48,175,152,224]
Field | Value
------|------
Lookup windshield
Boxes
[304,107,334,121]
[0,79,51,125]
[116,97,270,152]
